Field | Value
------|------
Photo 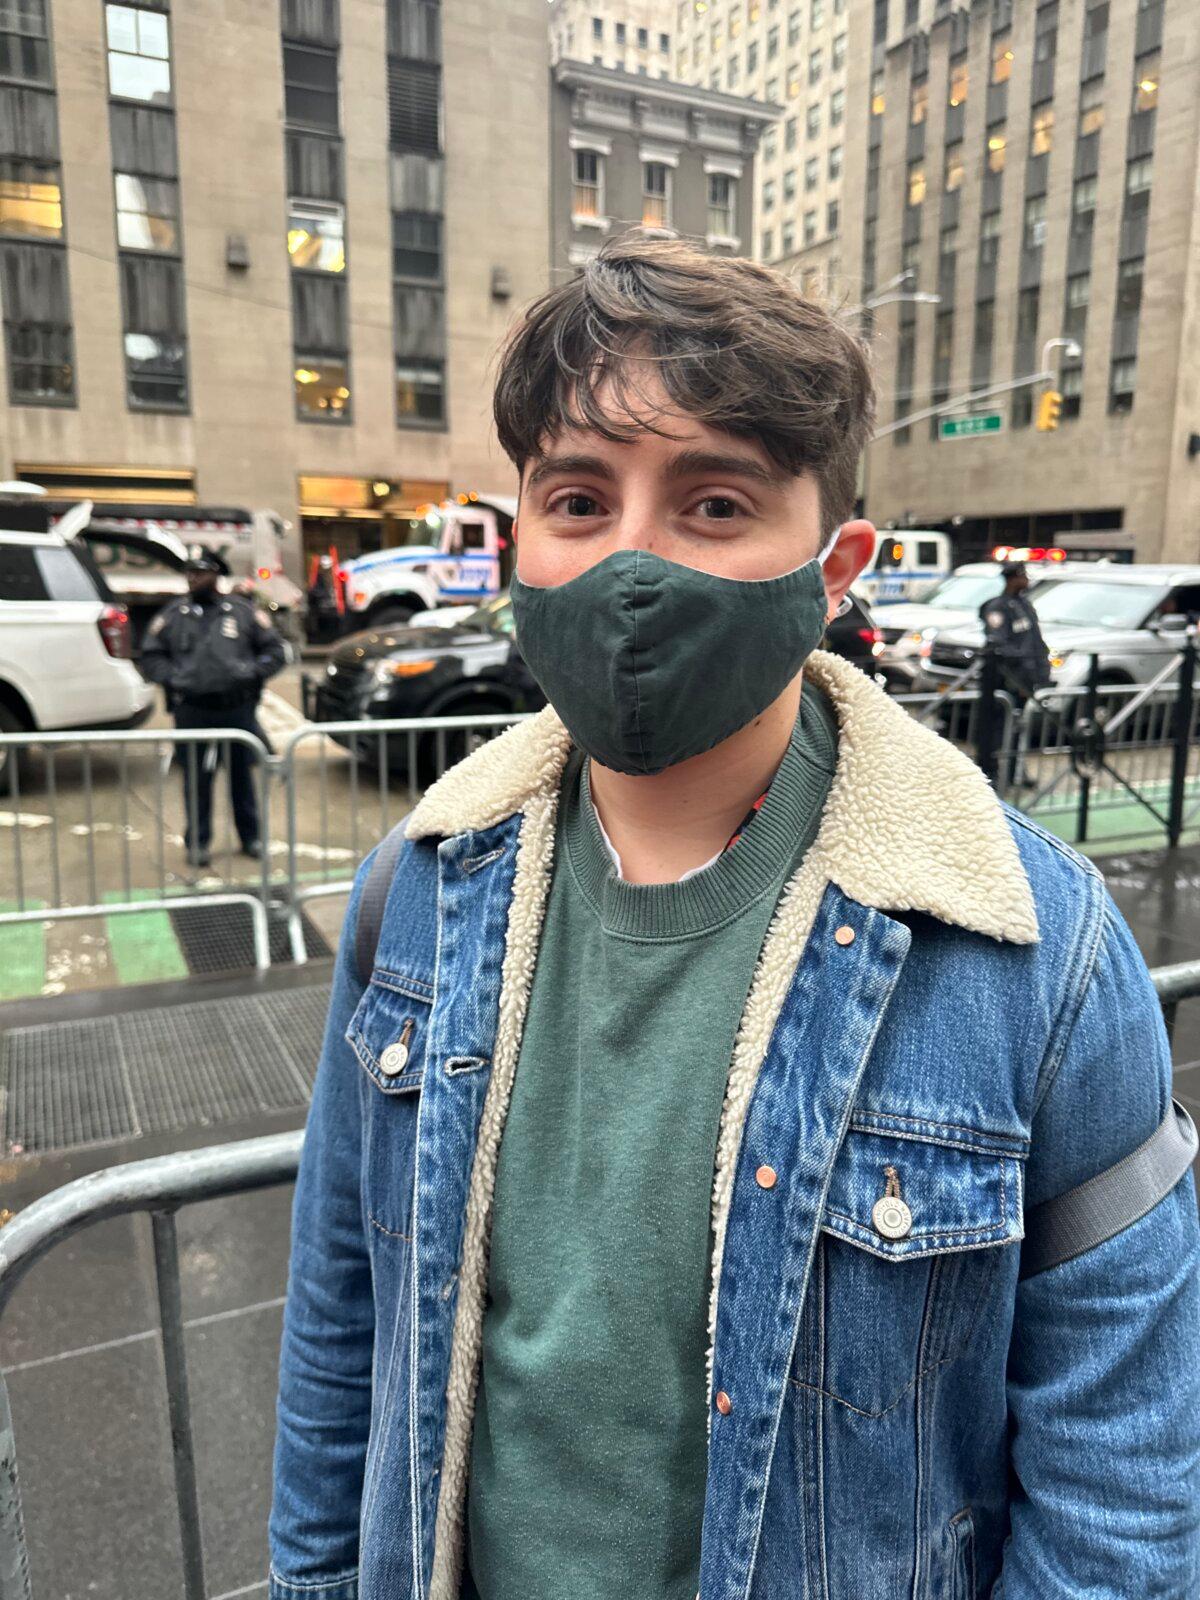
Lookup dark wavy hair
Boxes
[493,234,875,540]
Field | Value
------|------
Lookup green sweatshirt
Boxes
[465,686,839,1600]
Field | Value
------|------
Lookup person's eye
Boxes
[548,492,603,518]
[692,496,746,521]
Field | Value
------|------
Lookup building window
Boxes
[766,76,779,101]
[659,32,669,52]
[826,197,839,232]
[637,26,648,48]
[907,161,925,207]
[1116,257,1143,316]
[806,102,820,136]
[828,144,841,180]
[761,227,774,259]
[106,4,171,104]
[768,24,779,57]
[1064,271,1090,340]
[1016,285,1039,341]
[1078,77,1105,137]
[592,15,602,39]
[944,146,964,191]
[986,126,1006,173]
[121,255,187,409]
[115,172,179,253]
[870,69,884,116]
[788,9,800,46]
[830,86,843,124]
[803,209,817,245]
[707,171,735,237]
[990,33,1013,85]
[642,161,671,226]
[763,177,776,210]
[747,40,758,73]
[287,199,345,273]
[785,116,797,150]
[392,210,440,280]
[1108,356,1135,413]
[808,47,821,84]
[810,0,824,24]
[764,131,777,164]
[728,56,740,87]
[572,148,603,220]
[973,297,994,357]
[388,57,440,154]
[831,32,845,71]
[939,224,958,260]
[800,158,814,192]
[1125,153,1153,199]
[0,159,62,239]
[948,60,968,107]
[910,80,928,125]
[284,42,339,132]
[979,209,1001,266]
[783,167,796,201]
[1061,361,1082,419]
[0,239,74,402]
[1134,54,1159,114]
[1034,3,1058,63]
[1029,104,1054,157]
[1023,193,1046,250]
[615,22,626,46]
[0,0,50,85]
[781,220,795,254]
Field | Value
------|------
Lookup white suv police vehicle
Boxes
[0,497,159,781]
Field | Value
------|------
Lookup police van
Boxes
[852,529,954,607]
[339,494,517,630]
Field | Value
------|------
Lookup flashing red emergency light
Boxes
[991,544,1066,563]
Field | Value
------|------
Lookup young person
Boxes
[270,238,1200,1600]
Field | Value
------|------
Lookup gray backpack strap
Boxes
[354,818,411,988]
[1020,1098,1197,1281]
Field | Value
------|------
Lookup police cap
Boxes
[185,544,229,576]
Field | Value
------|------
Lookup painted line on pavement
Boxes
[2,1294,287,1376]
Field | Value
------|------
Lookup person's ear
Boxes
[820,520,875,620]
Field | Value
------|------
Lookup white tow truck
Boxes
[339,494,517,629]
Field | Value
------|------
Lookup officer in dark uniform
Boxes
[142,547,286,869]
[979,561,1053,695]
[979,560,1052,788]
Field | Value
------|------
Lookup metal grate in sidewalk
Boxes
[1,982,331,1157]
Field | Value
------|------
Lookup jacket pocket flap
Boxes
[346,973,431,1096]
[822,1126,1024,1262]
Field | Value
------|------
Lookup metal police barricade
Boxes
[0,962,1197,1600]
[278,712,526,962]
[0,728,273,972]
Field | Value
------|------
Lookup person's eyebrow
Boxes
[524,454,617,491]
[662,449,790,488]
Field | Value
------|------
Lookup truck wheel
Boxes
[370,605,416,629]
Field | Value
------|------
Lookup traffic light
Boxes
[1036,389,1063,431]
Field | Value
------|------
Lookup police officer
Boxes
[979,561,1052,693]
[980,560,1052,788]
[142,547,285,869]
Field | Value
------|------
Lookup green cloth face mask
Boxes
[511,545,832,775]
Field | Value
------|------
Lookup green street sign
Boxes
[940,413,1004,439]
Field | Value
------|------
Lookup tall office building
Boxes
[550,0,677,79]
[0,0,550,568]
[670,0,858,294]
[841,0,1199,561]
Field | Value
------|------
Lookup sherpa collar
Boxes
[407,648,1039,946]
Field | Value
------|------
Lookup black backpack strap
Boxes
[1020,1098,1197,1281]
[354,817,411,988]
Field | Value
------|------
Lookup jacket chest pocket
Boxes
[796,1118,1027,1419]
[346,968,433,1244]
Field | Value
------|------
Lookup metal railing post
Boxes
[150,1210,207,1600]
[975,644,1002,786]
[1076,653,1100,847]
[0,1373,32,1600]
[1167,634,1197,850]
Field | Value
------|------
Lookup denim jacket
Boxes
[270,650,1200,1600]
